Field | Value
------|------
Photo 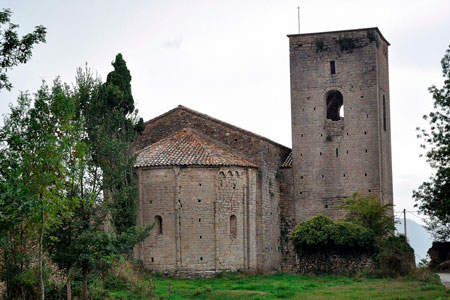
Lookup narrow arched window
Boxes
[155,215,163,235]
[326,90,344,121]
[230,215,237,238]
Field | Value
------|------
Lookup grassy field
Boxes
[109,273,450,300]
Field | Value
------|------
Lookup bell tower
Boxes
[288,28,393,222]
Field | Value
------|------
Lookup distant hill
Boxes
[396,218,433,262]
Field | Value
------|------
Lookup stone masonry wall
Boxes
[294,253,375,276]
[215,168,257,271]
[376,40,394,207]
[277,167,297,271]
[135,166,257,274]
[288,28,393,224]
[136,167,177,271]
[135,107,291,272]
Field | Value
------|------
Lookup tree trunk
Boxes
[39,209,45,300]
[67,266,72,300]
[82,261,88,300]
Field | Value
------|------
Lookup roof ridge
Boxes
[143,105,290,151]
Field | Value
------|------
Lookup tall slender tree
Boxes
[87,54,146,255]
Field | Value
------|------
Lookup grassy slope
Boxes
[110,273,450,300]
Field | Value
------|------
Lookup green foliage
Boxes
[414,45,450,242]
[0,8,46,91]
[375,235,415,277]
[44,66,105,265]
[104,53,134,114]
[1,264,64,300]
[337,192,395,241]
[1,59,149,298]
[68,259,151,300]
[290,214,374,254]
[88,53,148,255]
[0,79,88,298]
[291,214,333,249]
[328,221,374,249]
[0,123,34,298]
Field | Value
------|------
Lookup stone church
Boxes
[133,27,393,274]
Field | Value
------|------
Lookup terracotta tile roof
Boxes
[135,128,257,168]
[281,152,292,168]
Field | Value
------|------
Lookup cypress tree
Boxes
[87,54,146,255]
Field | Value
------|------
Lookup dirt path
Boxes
[437,273,450,288]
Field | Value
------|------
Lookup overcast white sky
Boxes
[2,0,450,225]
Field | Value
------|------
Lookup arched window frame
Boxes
[230,215,237,238]
[325,90,344,121]
[155,215,163,235]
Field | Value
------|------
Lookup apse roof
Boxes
[135,128,257,168]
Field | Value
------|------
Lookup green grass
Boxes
[109,273,450,300]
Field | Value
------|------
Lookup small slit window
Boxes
[326,90,344,121]
[155,215,163,235]
[330,61,336,74]
[230,215,237,238]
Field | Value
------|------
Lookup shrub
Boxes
[336,192,395,241]
[2,265,65,300]
[376,235,415,277]
[290,214,374,255]
[291,214,333,252]
[328,221,374,251]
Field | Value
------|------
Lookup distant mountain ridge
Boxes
[396,218,433,262]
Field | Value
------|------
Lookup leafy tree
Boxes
[45,65,149,300]
[0,81,83,300]
[0,126,35,299]
[0,8,46,91]
[337,192,395,241]
[1,57,148,299]
[43,68,108,300]
[414,45,450,242]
